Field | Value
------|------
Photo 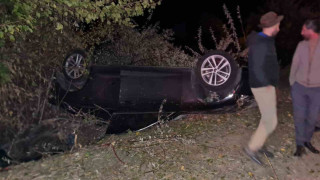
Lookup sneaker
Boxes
[243,147,264,166]
[258,147,274,158]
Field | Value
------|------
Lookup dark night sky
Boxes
[133,0,320,65]
[135,0,265,49]
[151,0,263,28]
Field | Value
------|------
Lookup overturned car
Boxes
[50,49,254,133]
[0,50,254,168]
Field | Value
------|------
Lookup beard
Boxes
[303,35,311,40]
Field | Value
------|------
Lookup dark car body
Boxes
[49,49,255,133]
[52,64,253,117]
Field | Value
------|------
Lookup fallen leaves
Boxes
[3,89,320,179]
[180,166,185,171]
[111,141,116,146]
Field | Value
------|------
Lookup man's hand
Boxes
[266,85,274,90]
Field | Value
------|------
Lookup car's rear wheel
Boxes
[196,50,239,96]
[57,50,91,92]
[63,49,90,82]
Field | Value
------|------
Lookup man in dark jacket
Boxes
[244,11,283,165]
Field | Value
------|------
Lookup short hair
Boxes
[304,18,320,33]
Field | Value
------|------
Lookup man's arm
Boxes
[289,43,301,86]
[251,43,269,86]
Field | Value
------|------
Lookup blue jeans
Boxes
[291,82,320,146]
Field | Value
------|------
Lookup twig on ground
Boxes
[264,153,279,180]
[251,173,257,180]
[136,121,160,132]
[159,145,166,158]
[144,169,155,174]
[197,144,216,149]
[101,143,111,147]
[129,143,164,149]
[74,132,78,148]
[111,144,125,165]
[100,143,125,165]
[0,167,10,172]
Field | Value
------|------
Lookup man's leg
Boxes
[315,110,320,132]
[248,86,278,152]
[305,88,320,144]
[291,83,308,146]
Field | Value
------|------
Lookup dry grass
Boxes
[1,87,320,179]
[189,4,248,61]
[2,70,320,179]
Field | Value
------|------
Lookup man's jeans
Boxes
[318,113,320,128]
[291,82,320,145]
[248,86,278,151]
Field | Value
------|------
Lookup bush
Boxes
[0,0,163,144]
[0,1,195,146]
[0,24,85,144]
[93,25,195,67]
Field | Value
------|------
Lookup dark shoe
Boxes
[304,142,320,154]
[258,147,274,158]
[243,147,264,166]
[294,145,306,157]
[315,126,320,132]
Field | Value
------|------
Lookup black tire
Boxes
[62,49,90,82]
[196,50,239,95]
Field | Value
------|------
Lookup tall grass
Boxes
[189,4,248,61]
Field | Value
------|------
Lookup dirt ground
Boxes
[1,70,320,180]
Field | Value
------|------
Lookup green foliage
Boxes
[0,0,161,42]
[0,62,10,84]
[0,24,84,124]
[0,0,162,84]
[0,0,162,140]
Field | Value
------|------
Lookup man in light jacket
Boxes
[289,18,320,156]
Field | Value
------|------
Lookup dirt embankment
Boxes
[1,69,320,179]
[1,85,320,179]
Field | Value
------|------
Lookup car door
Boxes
[118,70,182,112]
